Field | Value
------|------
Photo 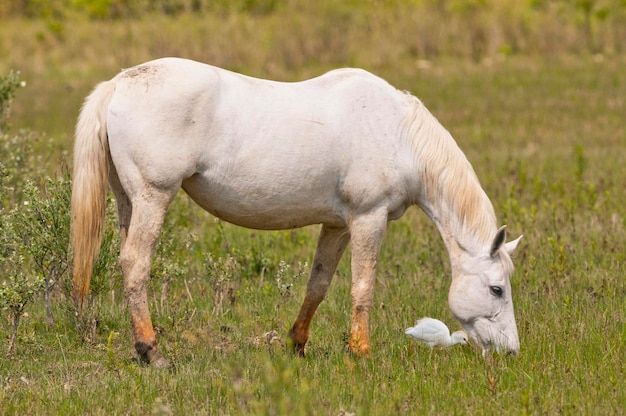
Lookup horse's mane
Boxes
[400,95,497,250]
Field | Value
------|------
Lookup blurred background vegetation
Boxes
[3,0,626,58]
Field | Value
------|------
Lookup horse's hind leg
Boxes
[119,189,174,368]
[109,162,131,249]
[289,225,349,356]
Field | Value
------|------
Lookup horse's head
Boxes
[448,226,523,356]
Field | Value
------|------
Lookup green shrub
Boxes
[0,69,113,350]
[0,70,25,133]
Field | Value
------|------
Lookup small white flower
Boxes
[23,201,29,206]
[20,81,26,88]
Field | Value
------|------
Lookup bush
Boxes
[0,71,77,351]
[0,214,45,355]
[0,70,25,134]
[0,170,73,353]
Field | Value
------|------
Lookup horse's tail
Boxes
[71,79,117,311]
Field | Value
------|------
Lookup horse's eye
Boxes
[489,286,503,297]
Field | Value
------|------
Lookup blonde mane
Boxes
[400,96,497,250]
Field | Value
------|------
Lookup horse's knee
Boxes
[305,263,333,300]
[305,285,328,305]
[119,247,151,288]
[118,249,133,275]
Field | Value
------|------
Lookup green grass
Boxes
[1,13,626,416]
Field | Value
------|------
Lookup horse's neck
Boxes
[407,103,497,260]
[423,200,481,267]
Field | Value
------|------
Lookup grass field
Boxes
[1,11,626,416]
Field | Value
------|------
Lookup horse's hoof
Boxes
[136,341,170,368]
[294,344,306,357]
[287,328,307,357]
[286,337,306,357]
[348,340,371,357]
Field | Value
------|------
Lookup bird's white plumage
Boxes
[405,317,468,348]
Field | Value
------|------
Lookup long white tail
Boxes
[71,80,116,310]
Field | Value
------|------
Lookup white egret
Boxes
[405,317,468,348]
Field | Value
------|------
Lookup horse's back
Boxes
[111,57,406,122]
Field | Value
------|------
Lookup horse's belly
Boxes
[181,174,346,230]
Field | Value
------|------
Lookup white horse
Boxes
[72,57,522,367]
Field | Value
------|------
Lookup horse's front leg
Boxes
[289,225,349,356]
[347,210,387,355]
[119,197,170,368]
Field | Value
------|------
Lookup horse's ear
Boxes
[505,234,523,255]
[490,226,507,257]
